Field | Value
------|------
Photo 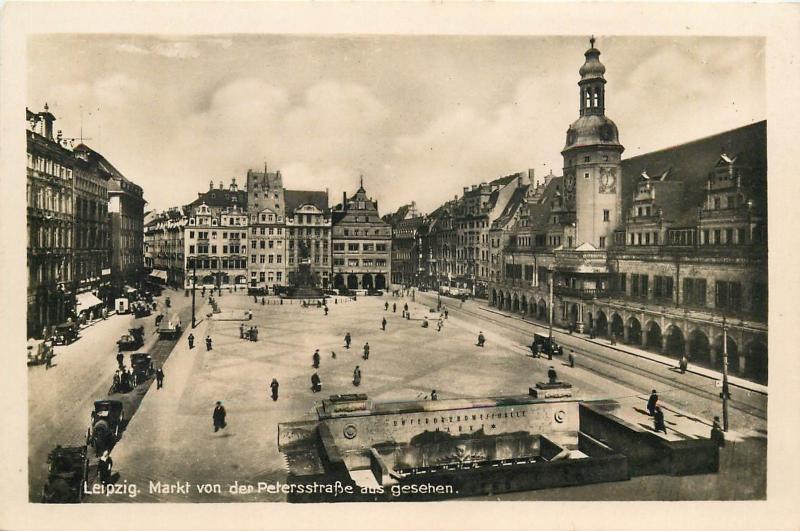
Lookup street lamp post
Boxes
[721,315,730,431]
[191,257,197,329]
[548,275,554,344]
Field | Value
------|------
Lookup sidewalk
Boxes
[479,304,767,395]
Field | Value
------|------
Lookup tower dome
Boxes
[579,36,606,81]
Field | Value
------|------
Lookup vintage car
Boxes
[27,338,53,366]
[41,445,89,503]
[157,315,182,339]
[116,326,145,351]
[130,353,155,385]
[87,400,124,455]
[51,322,79,346]
[531,332,562,356]
[132,301,152,318]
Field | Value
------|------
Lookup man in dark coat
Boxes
[206,335,212,351]
[311,372,321,393]
[653,406,667,434]
[381,317,387,331]
[392,303,397,313]
[548,366,558,384]
[187,333,194,349]
[477,332,485,347]
[646,390,659,416]
[213,401,226,432]
[344,332,351,349]
[156,367,164,389]
[98,451,113,486]
[679,355,689,374]
[270,379,279,401]
[312,349,320,369]
[240,323,245,339]
[363,342,370,360]
[710,416,725,447]
[384,302,389,311]
[116,351,124,368]
[353,366,362,387]
[324,306,329,316]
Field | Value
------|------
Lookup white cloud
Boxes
[115,43,148,55]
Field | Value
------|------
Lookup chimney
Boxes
[230,177,237,191]
[41,102,55,140]
[528,168,535,183]
[471,184,477,191]
[343,191,347,207]
[209,180,214,190]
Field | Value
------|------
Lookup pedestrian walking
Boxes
[188,333,195,349]
[312,349,320,369]
[568,351,575,368]
[98,451,113,486]
[437,319,443,332]
[548,366,558,384]
[679,355,688,374]
[253,326,259,342]
[381,317,387,331]
[324,306,329,316]
[363,342,370,360]
[261,297,266,306]
[240,323,245,339]
[653,406,667,434]
[270,378,279,401]
[116,351,124,368]
[156,367,164,389]
[646,390,659,416]
[384,302,389,311]
[710,416,725,447]
[253,295,258,303]
[311,372,322,393]
[206,335,213,351]
[353,365,362,387]
[213,401,227,432]
[344,332,351,349]
[477,331,485,347]
[45,350,54,369]
[404,303,408,314]
[444,308,448,319]
[430,389,438,401]
[393,303,397,313]
[331,350,337,359]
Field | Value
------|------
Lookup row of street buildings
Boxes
[27,105,145,338]
[381,39,768,383]
[144,174,392,295]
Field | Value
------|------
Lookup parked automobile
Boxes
[41,445,89,503]
[87,400,124,455]
[51,322,79,346]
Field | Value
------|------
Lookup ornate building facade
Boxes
[144,207,186,288]
[285,190,331,289]
[331,180,392,291]
[184,202,249,289]
[26,106,74,337]
[486,38,768,383]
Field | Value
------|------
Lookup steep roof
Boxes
[285,189,328,213]
[187,188,247,210]
[620,120,766,226]
[491,184,530,229]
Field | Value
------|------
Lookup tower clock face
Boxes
[599,167,617,193]
[564,170,576,206]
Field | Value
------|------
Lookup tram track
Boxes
[437,298,767,422]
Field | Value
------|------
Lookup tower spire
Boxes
[590,35,595,48]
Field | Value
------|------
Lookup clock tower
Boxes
[561,37,624,248]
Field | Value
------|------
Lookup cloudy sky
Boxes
[28,35,764,214]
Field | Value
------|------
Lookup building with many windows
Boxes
[486,38,768,383]
[285,190,331,289]
[144,207,186,288]
[184,202,249,290]
[385,202,428,288]
[26,105,75,337]
[331,179,391,291]
[248,206,286,291]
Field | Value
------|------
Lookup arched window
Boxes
[592,87,599,107]
[585,89,591,108]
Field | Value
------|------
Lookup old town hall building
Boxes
[487,38,768,383]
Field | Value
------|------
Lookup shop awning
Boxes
[149,270,168,280]
[125,285,138,294]
[76,292,103,310]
